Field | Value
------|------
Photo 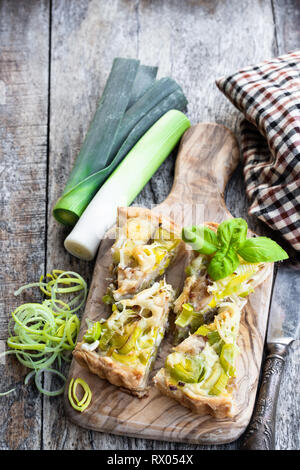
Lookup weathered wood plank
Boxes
[271,0,300,451]
[43,0,140,450]
[272,0,300,54]
[0,0,50,449]
[44,0,279,450]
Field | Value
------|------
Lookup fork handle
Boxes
[240,342,289,450]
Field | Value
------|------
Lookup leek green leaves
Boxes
[53,58,189,226]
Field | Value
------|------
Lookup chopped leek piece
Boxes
[83,321,102,344]
[35,368,66,397]
[68,377,92,412]
[220,343,239,377]
[201,362,222,391]
[213,265,258,300]
[0,388,16,397]
[209,369,229,396]
[111,351,138,364]
[175,303,194,328]
[98,327,114,351]
[110,332,129,350]
[154,227,181,251]
[207,330,221,345]
[118,326,142,354]
[138,350,151,365]
[102,294,113,305]
[195,325,211,336]
[166,353,203,383]
[185,254,208,277]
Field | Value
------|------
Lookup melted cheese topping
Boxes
[124,217,154,241]
[132,245,157,271]
[119,280,174,328]
[215,300,243,344]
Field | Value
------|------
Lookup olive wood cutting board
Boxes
[64,123,274,445]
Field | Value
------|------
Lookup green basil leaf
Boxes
[182,225,218,255]
[238,237,289,263]
[207,249,240,281]
[217,218,248,251]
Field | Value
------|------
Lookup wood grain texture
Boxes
[0,0,50,450]
[43,0,141,450]
[64,123,274,445]
[272,0,300,55]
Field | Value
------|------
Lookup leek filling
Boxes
[108,217,180,301]
[165,299,245,397]
[174,252,266,339]
[81,281,174,372]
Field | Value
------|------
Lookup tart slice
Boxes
[153,296,246,418]
[73,280,175,397]
[106,207,182,302]
[174,226,272,342]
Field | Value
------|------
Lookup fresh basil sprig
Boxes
[217,218,248,252]
[182,225,218,255]
[182,218,288,281]
[237,237,289,263]
[207,249,240,281]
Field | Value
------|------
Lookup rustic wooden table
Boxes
[0,0,299,451]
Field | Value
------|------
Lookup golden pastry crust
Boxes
[117,206,182,238]
[153,368,233,418]
[73,346,148,396]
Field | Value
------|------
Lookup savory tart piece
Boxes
[73,280,175,397]
[153,296,247,418]
[174,231,272,343]
[174,217,287,343]
[105,207,182,302]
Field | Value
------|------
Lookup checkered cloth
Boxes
[216,51,300,252]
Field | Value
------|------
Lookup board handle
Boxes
[240,342,290,450]
[160,123,240,222]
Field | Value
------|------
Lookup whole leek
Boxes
[64,110,191,261]
[53,58,188,226]
[53,58,140,226]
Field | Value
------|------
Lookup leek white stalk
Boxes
[64,110,190,261]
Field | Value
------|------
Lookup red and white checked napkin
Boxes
[216,51,300,252]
